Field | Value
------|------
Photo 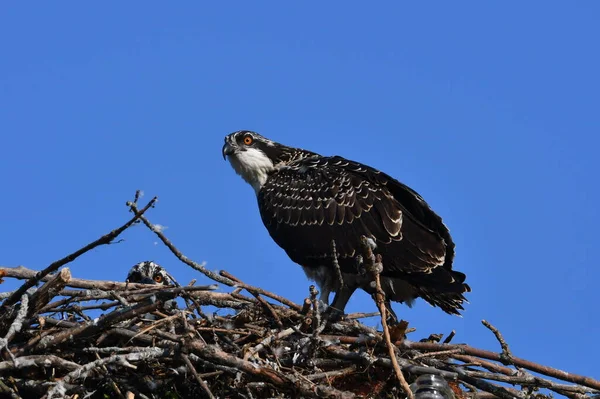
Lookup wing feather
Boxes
[257,155,468,313]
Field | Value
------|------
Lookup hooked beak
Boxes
[222,142,235,160]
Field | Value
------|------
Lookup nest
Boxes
[1,192,598,399]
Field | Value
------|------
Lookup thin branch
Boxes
[0,265,195,292]
[1,194,157,311]
[27,268,71,317]
[127,201,237,287]
[2,294,29,343]
[181,353,216,399]
[45,347,167,398]
[482,319,518,368]
[361,236,413,399]
[402,340,600,391]
[331,239,344,290]
[220,270,303,312]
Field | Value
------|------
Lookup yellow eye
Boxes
[243,135,253,145]
[154,275,163,283]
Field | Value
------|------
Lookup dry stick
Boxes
[305,365,358,382]
[220,270,303,312]
[408,347,598,397]
[1,194,157,310]
[456,371,525,399]
[360,236,413,399]
[187,340,355,399]
[249,292,283,328]
[34,300,163,351]
[331,239,344,290]
[93,352,126,399]
[2,295,29,344]
[374,269,414,399]
[248,327,296,358]
[310,285,321,334]
[33,284,222,318]
[0,379,20,399]
[322,324,597,392]
[128,201,236,287]
[457,368,595,395]
[324,345,458,380]
[181,353,216,399]
[344,311,380,320]
[481,319,518,368]
[300,298,312,315]
[131,205,296,330]
[452,354,515,375]
[412,348,463,360]
[442,330,456,344]
[0,355,79,372]
[0,265,193,292]
[44,347,168,399]
[26,268,71,317]
[401,340,600,391]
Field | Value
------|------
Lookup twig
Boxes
[127,201,237,287]
[310,285,321,335]
[402,340,600,391]
[248,327,296,358]
[220,270,302,312]
[1,265,195,292]
[181,353,216,399]
[27,268,71,317]
[33,299,163,351]
[0,355,79,372]
[361,236,413,399]
[1,193,157,311]
[412,348,462,360]
[443,330,456,344]
[0,380,21,399]
[331,239,344,290]
[344,312,380,320]
[2,294,29,343]
[45,347,168,398]
[187,340,355,399]
[305,365,357,381]
[482,320,517,368]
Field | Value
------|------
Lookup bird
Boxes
[126,261,178,287]
[222,130,470,316]
[125,261,179,318]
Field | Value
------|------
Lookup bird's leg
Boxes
[326,285,358,321]
[384,298,399,325]
[319,288,331,305]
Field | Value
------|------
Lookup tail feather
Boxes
[410,268,471,315]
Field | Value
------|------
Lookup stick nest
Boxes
[0,192,598,399]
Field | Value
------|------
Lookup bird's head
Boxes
[126,261,176,286]
[222,130,316,194]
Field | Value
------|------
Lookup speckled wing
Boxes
[257,156,451,277]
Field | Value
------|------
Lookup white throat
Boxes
[228,147,275,194]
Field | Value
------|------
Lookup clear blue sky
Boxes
[1,2,599,381]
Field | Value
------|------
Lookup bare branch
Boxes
[1,193,157,311]
[361,236,413,399]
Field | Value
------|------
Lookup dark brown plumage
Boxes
[223,130,470,315]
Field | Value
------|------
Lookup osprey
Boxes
[222,131,470,315]
[125,261,179,318]
[126,261,178,287]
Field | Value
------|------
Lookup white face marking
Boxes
[227,147,275,194]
